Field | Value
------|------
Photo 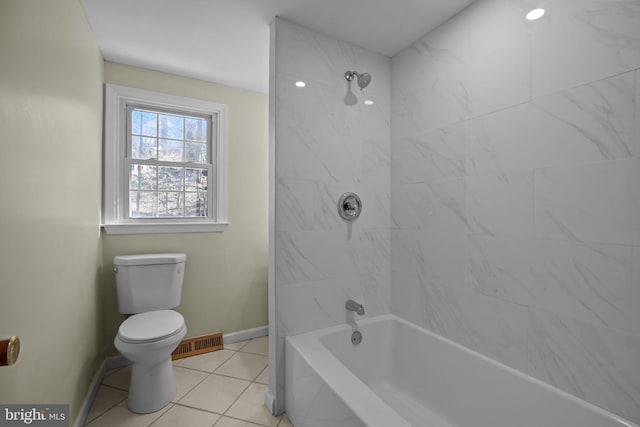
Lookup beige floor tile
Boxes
[176,349,236,372]
[223,340,249,351]
[172,366,209,402]
[225,383,280,427]
[254,366,269,385]
[151,404,220,427]
[86,401,169,427]
[85,385,128,424]
[179,374,250,414]
[214,352,267,381]
[239,336,268,356]
[85,356,291,427]
[102,365,131,390]
[214,416,264,427]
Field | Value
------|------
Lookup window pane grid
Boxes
[129,108,208,164]
[127,106,211,220]
[128,163,209,218]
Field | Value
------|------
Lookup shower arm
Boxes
[345,70,360,81]
[344,70,371,91]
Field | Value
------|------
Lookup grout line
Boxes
[172,367,212,405]
[221,376,253,417]
[218,414,275,427]
[90,339,282,427]
[84,399,128,426]
[100,383,129,393]
[240,354,270,359]
[170,401,222,415]
[83,392,128,426]
[147,404,175,427]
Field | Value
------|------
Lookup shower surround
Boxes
[269,17,391,414]
[270,0,640,423]
[391,0,640,423]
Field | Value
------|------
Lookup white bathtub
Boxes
[285,314,638,427]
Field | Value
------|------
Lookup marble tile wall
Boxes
[391,0,640,423]
[272,18,391,413]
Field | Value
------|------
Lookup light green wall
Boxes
[0,2,268,420]
[102,62,269,356]
[0,0,104,425]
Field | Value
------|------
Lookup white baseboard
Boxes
[74,355,129,427]
[73,360,106,427]
[223,325,268,344]
[105,354,130,370]
[264,388,277,416]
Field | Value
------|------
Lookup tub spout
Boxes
[345,299,365,315]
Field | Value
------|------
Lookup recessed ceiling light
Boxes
[526,8,545,20]
[295,81,306,88]
[364,100,374,105]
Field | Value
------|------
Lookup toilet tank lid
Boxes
[113,253,186,266]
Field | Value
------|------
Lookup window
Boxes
[103,84,228,234]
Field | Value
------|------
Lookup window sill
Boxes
[102,222,229,235]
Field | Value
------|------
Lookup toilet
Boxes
[113,253,188,414]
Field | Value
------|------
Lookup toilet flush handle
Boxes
[113,267,118,273]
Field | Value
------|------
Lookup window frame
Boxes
[103,84,228,234]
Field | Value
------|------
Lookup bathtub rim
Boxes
[286,313,639,427]
[286,324,412,427]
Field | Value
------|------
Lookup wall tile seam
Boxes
[462,229,640,245]
[391,228,640,248]
[389,224,638,248]
[391,67,639,141]
[465,281,637,335]
[390,98,532,139]
[389,152,640,182]
[531,67,640,103]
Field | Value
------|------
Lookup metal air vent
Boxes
[172,332,224,360]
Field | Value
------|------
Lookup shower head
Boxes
[357,72,371,89]
[345,70,371,90]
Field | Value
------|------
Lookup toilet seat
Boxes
[118,310,185,344]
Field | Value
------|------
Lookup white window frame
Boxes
[102,84,228,234]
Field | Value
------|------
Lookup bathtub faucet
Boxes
[345,299,365,316]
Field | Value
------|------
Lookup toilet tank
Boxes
[113,253,186,314]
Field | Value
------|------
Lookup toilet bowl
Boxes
[114,310,187,413]
[113,253,187,414]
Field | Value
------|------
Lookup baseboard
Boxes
[223,325,268,344]
[105,354,130,370]
[73,360,106,427]
[264,387,277,416]
[74,355,129,427]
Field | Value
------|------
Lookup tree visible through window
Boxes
[127,107,212,218]
[103,84,228,234]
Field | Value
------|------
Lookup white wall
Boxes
[271,17,391,413]
[391,0,640,423]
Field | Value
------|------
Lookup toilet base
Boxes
[128,357,176,413]
[113,311,186,413]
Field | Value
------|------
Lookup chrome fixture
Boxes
[345,299,365,316]
[338,192,362,221]
[344,70,371,90]
[351,330,363,345]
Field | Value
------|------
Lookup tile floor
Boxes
[85,336,293,427]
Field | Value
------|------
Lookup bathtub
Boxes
[285,314,638,427]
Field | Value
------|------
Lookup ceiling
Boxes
[81,0,475,94]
